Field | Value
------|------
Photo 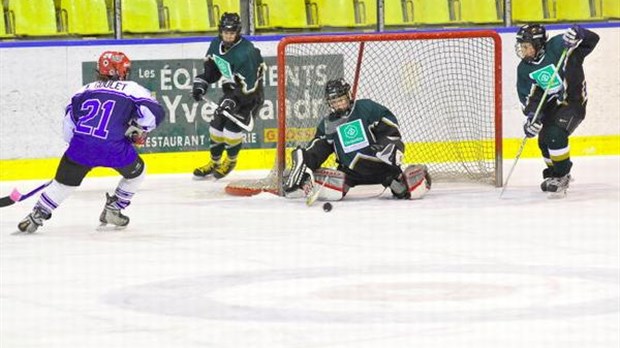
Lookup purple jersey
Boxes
[64,80,164,168]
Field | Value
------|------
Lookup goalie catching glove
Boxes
[284,147,314,193]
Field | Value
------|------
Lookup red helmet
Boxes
[97,51,131,80]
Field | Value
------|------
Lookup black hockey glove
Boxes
[192,76,208,101]
[284,147,313,193]
[563,25,584,49]
[523,112,543,138]
[216,98,237,116]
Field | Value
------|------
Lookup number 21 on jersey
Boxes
[74,99,116,139]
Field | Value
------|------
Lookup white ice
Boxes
[1,156,619,348]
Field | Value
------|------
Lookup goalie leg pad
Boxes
[390,164,431,200]
[314,168,347,201]
[404,164,431,199]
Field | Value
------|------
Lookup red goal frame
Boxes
[276,31,503,192]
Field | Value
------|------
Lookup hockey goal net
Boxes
[226,30,502,196]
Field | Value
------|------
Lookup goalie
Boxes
[284,78,431,201]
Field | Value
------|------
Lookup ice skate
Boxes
[193,160,220,179]
[99,193,129,228]
[17,206,51,233]
[213,158,236,179]
[546,174,571,199]
[540,168,553,192]
[541,174,573,193]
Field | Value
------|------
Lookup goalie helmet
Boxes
[515,24,548,63]
[219,12,242,48]
[324,78,352,118]
[97,51,131,81]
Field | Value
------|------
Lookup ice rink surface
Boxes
[1,156,618,348]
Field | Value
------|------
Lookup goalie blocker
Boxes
[285,165,431,201]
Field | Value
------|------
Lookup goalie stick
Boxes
[0,180,52,207]
[500,48,568,198]
[306,174,327,207]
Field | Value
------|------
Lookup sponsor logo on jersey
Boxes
[212,55,234,81]
[529,64,562,93]
[337,119,369,153]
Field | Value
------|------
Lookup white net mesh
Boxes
[225,31,502,196]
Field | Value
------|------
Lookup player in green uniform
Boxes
[516,24,599,197]
[284,78,431,201]
[192,13,266,179]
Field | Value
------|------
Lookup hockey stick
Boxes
[500,48,568,198]
[0,180,52,207]
[306,174,327,207]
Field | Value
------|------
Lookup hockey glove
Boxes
[191,76,208,101]
[523,113,543,138]
[563,25,584,49]
[125,125,148,146]
[216,98,237,115]
[284,147,313,193]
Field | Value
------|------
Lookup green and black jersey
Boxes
[199,36,266,105]
[304,99,403,176]
[516,29,600,117]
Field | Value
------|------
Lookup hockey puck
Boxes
[323,202,332,212]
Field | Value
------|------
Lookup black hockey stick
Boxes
[0,180,51,207]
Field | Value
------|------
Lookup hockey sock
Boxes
[223,128,243,159]
[226,143,242,160]
[35,180,76,214]
[113,167,146,209]
[209,126,226,159]
[549,147,572,176]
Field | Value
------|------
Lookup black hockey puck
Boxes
[323,202,332,212]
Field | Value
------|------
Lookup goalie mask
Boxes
[515,24,547,63]
[325,78,352,118]
[97,51,131,81]
[219,12,242,49]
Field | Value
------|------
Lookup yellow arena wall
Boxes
[1,135,618,181]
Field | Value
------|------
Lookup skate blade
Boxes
[547,190,567,199]
[192,174,215,181]
[97,223,128,232]
[10,230,37,235]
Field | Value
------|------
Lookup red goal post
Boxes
[226,30,502,196]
